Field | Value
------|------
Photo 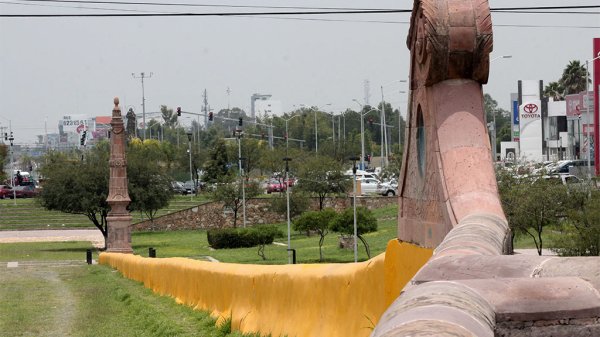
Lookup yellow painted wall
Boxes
[99,240,432,337]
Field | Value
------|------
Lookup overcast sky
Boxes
[1,0,598,144]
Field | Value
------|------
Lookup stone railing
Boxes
[132,196,397,231]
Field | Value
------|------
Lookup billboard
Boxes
[60,114,92,134]
[519,100,543,161]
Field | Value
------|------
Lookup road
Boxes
[0,229,104,248]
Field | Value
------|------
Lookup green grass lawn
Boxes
[0,194,211,230]
[0,203,399,337]
[130,204,399,264]
[0,262,260,337]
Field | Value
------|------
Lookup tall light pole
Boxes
[8,132,16,204]
[489,55,512,161]
[235,127,247,228]
[585,52,600,179]
[349,156,360,262]
[283,156,293,264]
[282,114,301,155]
[132,72,153,140]
[380,80,408,167]
[352,99,366,170]
[353,100,379,170]
[186,132,193,201]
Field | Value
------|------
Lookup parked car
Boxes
[266,179,287,194]
[183,180,198,195]
[0,185,14,199]
[358,178,381,195]
[13,185,38,198]
[377,179,398,196]
[171,181,186,195]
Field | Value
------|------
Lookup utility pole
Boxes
[132,72,153,140]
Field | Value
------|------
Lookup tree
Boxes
[270,190,310,219]
[160,105,178,128]
[296,155,350,210]
[497,170,571,255]
[544,81,565,101]
[559,60,589,95]
[484,94,511,153]
[39,144,111,248]
[0,144,8,183]
[203,138,230,183]
[293,208,337,261]
[330,207,378,259]
[552,188,600,256]
[39,140,175,247]
[127,139,174,226]
[210,179,260,228]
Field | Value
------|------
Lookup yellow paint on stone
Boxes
[99,239,432,337]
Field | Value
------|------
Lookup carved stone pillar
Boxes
[398,0,504,248]
[106,97,133,254]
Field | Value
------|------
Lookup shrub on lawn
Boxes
[330,207,378,259]
[293,208,338,261]
[207,225,283,256]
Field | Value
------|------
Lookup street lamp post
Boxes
[489,55,512,161]
[352,100,366,170]
[380,80,408,167]
[235,127,247,227]
[6,131,16,204]
[283,156,293,264]
[186,132,193,201]
[353,100,380,170]
[282,114,301,155]
[132,72,153,140]
[349,156,360,263]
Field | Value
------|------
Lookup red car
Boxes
[0,185,14,199]
[266,179,287,194]
[13,185,39,198]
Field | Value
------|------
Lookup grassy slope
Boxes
[0,194,210,230]
[0,263,254,337]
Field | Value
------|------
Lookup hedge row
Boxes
[207,225,283,249]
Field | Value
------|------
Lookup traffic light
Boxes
[208,111,213,121]
[177,107,181,116]
[238,117,243,126]
[368,117,374,127]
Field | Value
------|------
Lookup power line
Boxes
[6,0,399,11]
[7,0,600,12]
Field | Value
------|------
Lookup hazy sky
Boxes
[1,0,598,144]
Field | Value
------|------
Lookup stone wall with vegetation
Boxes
[132,196,397,231]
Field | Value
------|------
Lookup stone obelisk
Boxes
[106,97,133,253]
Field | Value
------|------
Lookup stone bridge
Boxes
[372,0,600,336]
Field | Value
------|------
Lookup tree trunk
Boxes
[358,235,371,259]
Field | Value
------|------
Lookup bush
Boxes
[270,191,311,219]
[207,225,282,249]
[330,207,378,259]
[293,208,337,261]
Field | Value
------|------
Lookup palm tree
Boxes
[559,60,589,95]
[544,81,565,101]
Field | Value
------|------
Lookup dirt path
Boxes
[0,229,104,248]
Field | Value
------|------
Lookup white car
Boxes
[377,180,398,196]
[358,178,381,195]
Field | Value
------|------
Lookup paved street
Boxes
[0,229,104,248]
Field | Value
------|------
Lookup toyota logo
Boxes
[524,103,538,113]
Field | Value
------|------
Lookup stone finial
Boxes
[114,97,120,107]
